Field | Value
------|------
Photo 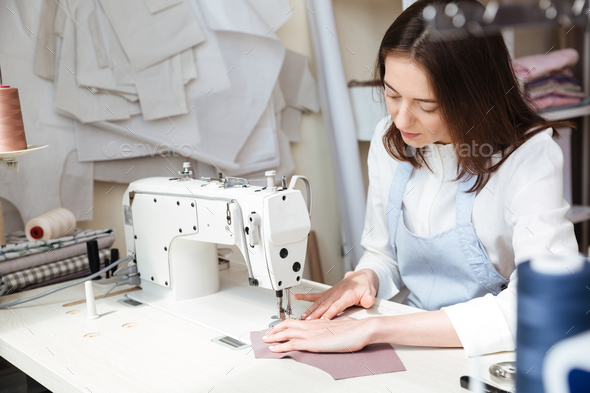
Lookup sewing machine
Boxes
[121,163,312,331]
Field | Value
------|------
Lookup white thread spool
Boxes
[24,208,76,242]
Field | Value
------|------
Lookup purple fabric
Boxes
[250,327,406,380]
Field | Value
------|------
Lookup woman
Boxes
[264,0,579,356]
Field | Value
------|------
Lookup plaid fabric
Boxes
[2,249,111,291]
[0,228,113,262]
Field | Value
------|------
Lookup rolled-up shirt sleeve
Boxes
[354,118,403,300]
[442,130,579,356]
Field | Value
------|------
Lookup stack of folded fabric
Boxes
[0,228,115,294]
[513,48,588,110]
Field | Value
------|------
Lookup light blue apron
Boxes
[386,161,510,310]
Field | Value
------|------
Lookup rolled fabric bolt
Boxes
[86,240,101,280]
[85,281,99,320]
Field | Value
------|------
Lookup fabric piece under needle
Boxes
[250,327,406,380]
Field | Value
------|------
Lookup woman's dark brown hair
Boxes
[377,0,574,192]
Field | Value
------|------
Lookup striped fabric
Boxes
[2,249,111,292]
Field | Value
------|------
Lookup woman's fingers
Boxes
[292,292,323,302]
[269,339,305,353]
[304,289,358,320]
[304,294,342,320]
[300,293,330,319]
[264,328,312,343]
[320,297,350,320]
[295,292,326,319]
[359,292,376,308]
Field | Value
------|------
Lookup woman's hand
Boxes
[292,268,379,320]
[263,317,376,353]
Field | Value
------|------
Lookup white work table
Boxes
[0,262,514,393]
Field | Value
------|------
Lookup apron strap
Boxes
[386,161,413,260]
[455,174,478,227]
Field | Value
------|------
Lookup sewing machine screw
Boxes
[280,248,288,258]
[164,247,167,251]
[177,201,180,206]
[191,202,195,207]
[151,277,154,281]
[292,262,301,272]
[179,228,182,233]
[193,226,196,230]
[282,195,286,201]
[134,235,137,239]
[245,226,249,234]
[278,281,282,287]
[165,281,168,286]
[296,276,300,281]
[154,198,157,202]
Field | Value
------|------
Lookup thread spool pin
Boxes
[85,281,99,320]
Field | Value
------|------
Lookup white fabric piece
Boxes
[281,106,302,143]
[109,22,135,86]
[229,101,279,176]
[239,129,295,184]
[355,116,579,356]
[0,0,93,222]
[88,89,138,102]
[74,113,208,163]
[271,82,286,114]
[74,0,288,177]
[199,0,290,35]
[276,50,319,142]
[34,0,58,81]
[183,0,286,165]
[87,9,108,68]
[98,0,205,72]
[279,50,320,113]
[94,157,215,183]
[245,0,292,31]
[128,101,141,116]
[181,48,198,85]
[54,5,130,123]
[74,0,137,96]
[103,12,189,120]
[136,54,187,120]
[54,0,66,37]
[144,0,182,14]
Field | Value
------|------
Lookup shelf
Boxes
[566,205,590,224]
[540,103,590,121]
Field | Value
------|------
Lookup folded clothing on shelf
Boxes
[513,48,579,83]
[526,69,586,100]
[532,95,582,110]
[2,249,111,292]
[1,228,114,262]
[513,49,587,110]
[0,234,115,276]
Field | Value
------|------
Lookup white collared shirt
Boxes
[355,116,579,356]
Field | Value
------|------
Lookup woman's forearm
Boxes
[366,310,463,348]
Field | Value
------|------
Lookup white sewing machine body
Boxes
[122,168,311,330]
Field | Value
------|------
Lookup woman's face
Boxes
[383,54,452,147]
